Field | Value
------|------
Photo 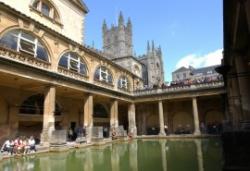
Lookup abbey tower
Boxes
[102,12,164,87]
[102,12,133,59]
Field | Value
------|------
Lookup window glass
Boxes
[37,43,48,61]
[41,2,50,17]
[59,56,68,68]
[19,39,35,55]
[108,74,113,83]
[58,52,87,75]
[0,30,49,62]
[32,0,61,21]
[80,63,87,75]
[0,32,18,50]
[94,66,113,84]
[33,1,39,9]
[70,59,78,71]
[21,32,35,41]
[118,76,128,89]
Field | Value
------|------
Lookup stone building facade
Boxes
[102,13,164,88]
[172,65,221,82]
[0,0,226,146]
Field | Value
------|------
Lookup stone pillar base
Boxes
[85,126,92,143]
[129,126,137,137]
[40,131,50,146]
[158,132,166,136]
[40,122,55,146]
[193,130,201,136]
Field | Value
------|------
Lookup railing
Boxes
[0,46,51,70]
[57,66,88,81]
[134,81,224,96]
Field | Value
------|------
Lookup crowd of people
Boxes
[168,75,223,87]
[1,136,36,155]
[137,75,223,91]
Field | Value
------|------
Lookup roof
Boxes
[71,0,89,13]
[191,65,220,75]
[172,66,190,73]
[112,56,145,66]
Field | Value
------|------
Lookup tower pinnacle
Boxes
[118,11,124,26]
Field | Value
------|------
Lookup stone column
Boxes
[110,100,119,129]
[41,86,56,145]
[128,103,137,136]
[84,94,93,143]
[235,56,250,120]
[192,97,201,135]
[158,101,166,136]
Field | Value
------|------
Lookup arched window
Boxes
[134,65,140,76]
[58,52,87,75]
[19,94,61,115]
[118,76,129,90]
[32,0,60,22]
[93,104,108,118]
[0,29,49,62]
[94,66,113,84]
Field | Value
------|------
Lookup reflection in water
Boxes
[0,139,223,171]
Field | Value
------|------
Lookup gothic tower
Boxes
[102,12,133,59]
[139,41,164,87]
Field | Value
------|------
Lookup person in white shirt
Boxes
[1,139,13,154]
[28,136,36,152]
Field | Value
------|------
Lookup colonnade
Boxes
[40,86,137,144]
[157,97,201,135]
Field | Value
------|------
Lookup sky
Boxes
[83,0,223,82]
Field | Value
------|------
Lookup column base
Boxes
[193,130,201,136]
[158,132,166,136]
[129,126,137,137]
[85,126,92,143]
[40,122,55,146]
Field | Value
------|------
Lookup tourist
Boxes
[68,127,74,141]
[164,125,168,135]
[1,139,13,155]
[13,137,24,154]
[28,136,36,153]
[23,138,30,154]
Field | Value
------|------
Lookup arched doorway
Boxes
[146,114,159,135]
[205,110,224,134]
[172,112,193,134]
[18,94,62,139]
[93,103,109,137]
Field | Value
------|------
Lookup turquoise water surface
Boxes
[0,138,223,171]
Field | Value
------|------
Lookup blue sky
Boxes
[84,0,223,82]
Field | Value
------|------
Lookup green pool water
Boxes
[0,138,223,171]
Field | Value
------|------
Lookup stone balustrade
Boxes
[134,81,224,96]
[58,66,88,81]
[0,46,51,70]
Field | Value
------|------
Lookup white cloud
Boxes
[175,49,223,69]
